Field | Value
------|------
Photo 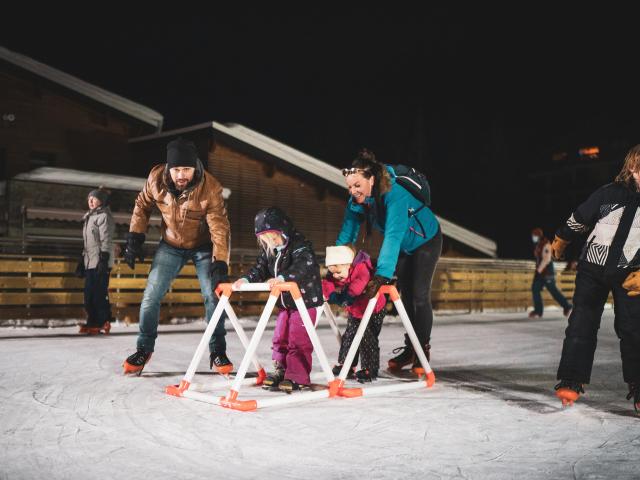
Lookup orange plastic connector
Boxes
[426,371,436,387]
[328,379,345,397]
[378,285,400,301]
[165,380,191,397]
[255,368,267,386]
[556,388,580,406]
[215,283,233,298]
[219,389,257,411]
[273,282,302,300]
[339,387,363,398]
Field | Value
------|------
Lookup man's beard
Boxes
[175,180,189,191]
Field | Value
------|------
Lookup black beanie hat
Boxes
[167,137,198,169]
[88,186,110,206]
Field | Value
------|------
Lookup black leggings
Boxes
[395,227,442,345]
[338,310,386,373]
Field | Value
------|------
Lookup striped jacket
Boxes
[557,182,640,271]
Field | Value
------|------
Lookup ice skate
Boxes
[278,379,308,394]
[78,324,101,335]
[355,369,377,383]
[210,352,233,375]
[262,363,285,391]
[332,364,356,379]
[123,349,152,376]
[554,380,584,406]
[388,334,415,370]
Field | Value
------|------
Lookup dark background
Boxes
[3,5,639,259]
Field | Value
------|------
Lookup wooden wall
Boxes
[0,64,156,181]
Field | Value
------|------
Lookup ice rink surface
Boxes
[1,309,639,479]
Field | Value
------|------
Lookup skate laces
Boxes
[128,350,150,366]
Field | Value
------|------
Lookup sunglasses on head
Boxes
[341,167,370,177]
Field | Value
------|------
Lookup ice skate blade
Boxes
[556,388,580,407]
[123,362,144,375]
[215,364,234,375]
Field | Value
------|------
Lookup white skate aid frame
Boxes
[165,282,435,411]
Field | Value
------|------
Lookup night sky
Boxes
[3,6,639,258]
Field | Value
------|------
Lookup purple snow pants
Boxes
[271,307,317,385]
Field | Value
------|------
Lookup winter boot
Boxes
[388,334,415,370]
[123,349,152,376]
[554,379,584,406]
[278,379,308,394]
[528,311,542,319]
[626,383,640,414]
[355,369,377,383]
[332,364,356,379]
[210,352,233,375]
[411,343,432,373]
[262,363,285,391]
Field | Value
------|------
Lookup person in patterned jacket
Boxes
[552,144,640,413]
[233,207,323,393]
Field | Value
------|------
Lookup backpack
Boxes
[390,164,431,206]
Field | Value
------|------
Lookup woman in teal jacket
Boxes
[337,149,442,370]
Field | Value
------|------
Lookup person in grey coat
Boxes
[76,187,115,334]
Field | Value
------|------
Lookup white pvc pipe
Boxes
[393,298,433,374]
[189,375,263,392]
[337,296,378,381]
[294,298,335,383]
[255,389,331,408]
[183,295,230,382]
[228,294,279,394]
[183,389,223,405]
[224,302,264,373]
[358,380,428,396]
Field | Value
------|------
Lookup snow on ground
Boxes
[1,309,639,480]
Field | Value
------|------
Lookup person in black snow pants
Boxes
[553,144,640,413]
[336,149,442,372]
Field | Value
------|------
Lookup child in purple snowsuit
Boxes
[233,207,323,393]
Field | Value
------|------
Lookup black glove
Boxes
[97,251,110,275]
[123,232,145,270]
[209,260,229,290]
[74,255,86,278]
[364,275,391,298]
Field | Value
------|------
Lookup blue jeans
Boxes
[532,274,572,316]
[137,241,226,353]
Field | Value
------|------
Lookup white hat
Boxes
[325,246,355,266]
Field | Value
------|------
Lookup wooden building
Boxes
[129,122,497,259]
[0,45,163,236]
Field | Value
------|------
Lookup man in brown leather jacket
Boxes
[122,137,232,375]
